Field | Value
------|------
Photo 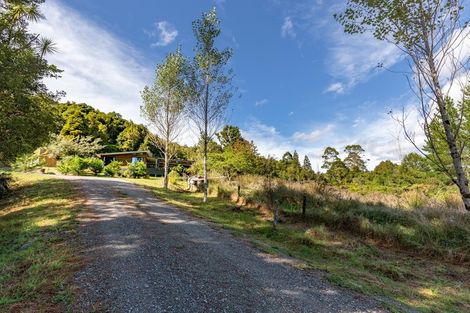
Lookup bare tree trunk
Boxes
[203,146,208,202]
[422,21,470,211]
[203,81,209,203]
[163,150,169,189]
[163,98,170,190]
[431,68,470,210]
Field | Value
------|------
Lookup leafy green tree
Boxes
[58,102,127,147]
[292,151,301,167]
[188,8,234,202]
[141,48,192,189]
[321,147,340,171]
[277,150,303,181]
[424,95,470,178]
[344,144,367,173]
[302,155,316,180]
[282,152,293,162]
[400,153,432,174]
[372,160,398,186]
[217,125,244,149]
[212,125,258,179]
[303,155,312,171]
[0,0,61,164]
[327,159,349,185]
[335,0,470,210]
[211,145,253,179]
[45,135,103,158]
[117,122,148,152]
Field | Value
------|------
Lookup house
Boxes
[97,150,192,176]
[98,150,154,166]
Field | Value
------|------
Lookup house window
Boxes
[131,157,143,164]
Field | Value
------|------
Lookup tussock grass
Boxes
[0,173,81,312]
[131,176,470,313]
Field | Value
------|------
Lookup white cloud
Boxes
[255,99,268,106]
[293,124,335,143]
[29,0,152,123]
[241,104,424,171]
[327,30,403,92]
[325,82,344,94]
[281,16,296,39]
[150,21,178,47]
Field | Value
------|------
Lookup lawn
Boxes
[130,177,470,313]
[0,173,81,312]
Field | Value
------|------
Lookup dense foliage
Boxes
[57,102,151,153]
[0,0,61,164]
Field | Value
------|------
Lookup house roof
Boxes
[97,150,153,157]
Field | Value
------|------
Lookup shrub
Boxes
[57,156,87,175]
[0,173,12,198]
[168,169,180,185]
[104,161,122,177]
[126,161,147,178]
[13,154,41,172]
[86,157,104,175]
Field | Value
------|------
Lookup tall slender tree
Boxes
[336,0,470,210]
[303,155,313,172]
[188,8,234,202]
[141,48,191,189]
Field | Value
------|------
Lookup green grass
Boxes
[130,177,470,313]
[0,173,81,312]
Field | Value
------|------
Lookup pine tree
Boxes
[303,155,312,171]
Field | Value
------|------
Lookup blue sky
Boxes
[32,0,427,169]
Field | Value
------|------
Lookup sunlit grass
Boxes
[0,173,81,311]
[129,177,470,313]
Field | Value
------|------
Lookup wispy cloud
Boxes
[325,82,344,94]
[274,0,403,93]
[326,30,403,93]
[242,103,424,170]
[149,21,178,47]
[29,0,152,123]
[293,124,335,143]
[281,16,296,39]
[255,99,268,106]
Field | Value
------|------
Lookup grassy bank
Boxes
[0,173,81,312]
[130,177,470,313]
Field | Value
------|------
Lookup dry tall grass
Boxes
[214,175,470,263]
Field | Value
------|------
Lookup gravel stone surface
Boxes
[67,176,387,313]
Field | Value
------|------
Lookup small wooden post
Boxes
[302,195,307,217]
[237,184,241,202]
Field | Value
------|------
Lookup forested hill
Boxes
[57,102,153,153]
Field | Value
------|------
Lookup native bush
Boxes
[168,168,180,185]
[86,158,104,175]
[126,161,147,178]
[12,154,42,172]
[57,156,88,175]
[104,161,122,177]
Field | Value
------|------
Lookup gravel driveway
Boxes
[67,176,386,313]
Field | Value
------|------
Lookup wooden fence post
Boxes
[302,195,307,217]
[237,184,241,202]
